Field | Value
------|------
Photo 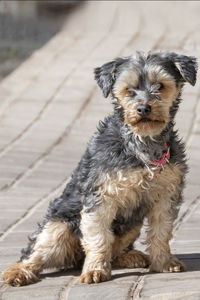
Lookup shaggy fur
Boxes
[2,51,197,286]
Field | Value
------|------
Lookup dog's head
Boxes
[94,52,197,137]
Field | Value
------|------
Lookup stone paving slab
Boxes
[1,1,200,299]
[139,272,200,299]
[67,269,141,300]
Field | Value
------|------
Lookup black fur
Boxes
[94,57,129,97]
[170,53,197,86]
[21,52,196,260]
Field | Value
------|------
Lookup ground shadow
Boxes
[176,253,200,272]
[112,253,200,280]
[40,253,200,282]
[40,268,81,279]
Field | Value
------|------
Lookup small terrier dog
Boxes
[2,51,197,286]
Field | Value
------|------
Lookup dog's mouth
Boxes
[139,117,152,123]
[128,115,167,136]
[138,117,165,124]
[127,114,166,128]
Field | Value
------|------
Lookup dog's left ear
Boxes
[172,54,198,86]
[94,57,127,98]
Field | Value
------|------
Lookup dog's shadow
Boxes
[175,253,200,272]
[40,253,200,282]
[111,253,200,280]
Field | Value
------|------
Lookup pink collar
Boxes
[149,143,170,179]
[150,143,170,166]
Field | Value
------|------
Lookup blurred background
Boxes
[0,0,82,81]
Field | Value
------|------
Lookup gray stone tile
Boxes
[2,286,62,300]
[140,272,200,299]
[188,134,200,149]
[0,232,29,248]
[68,269,140,300]
[13,211,45,233]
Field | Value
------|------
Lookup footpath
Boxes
[0,2,200,299]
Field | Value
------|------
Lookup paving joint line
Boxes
[122,14,144,51]
[0,7,133,189]
[0,86,96,192]
[173,196,200,237]
[186,91,200,144]
[0,34,81,121]
[59,276,79,300]
[152,26,168,50]
[178,31,193,50]
[0,34,106,156]
[0,282,9,295]
[107,4,118,33]
[128,275,145,300]
[0,85,98,235]
[0,177,70,242]
[152,27,188,52]
[0,81,35,121]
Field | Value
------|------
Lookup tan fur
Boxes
[145,163,184,272]
[2,221,82,286]
[80,162,184,283]
[112,250,149,268]
[2,162,185,286]
[113,67,182,137]
[80,270,110,284]
[2,262,40,287]
[162,257,186,273]
[112,225,142,258]
[80,207,142,283]
[80,166,146,283]
[113,69,139,99]
[98,163,183,211]
[80,205,114,284]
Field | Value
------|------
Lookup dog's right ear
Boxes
[173,54,198,86]
[94,57,127,98]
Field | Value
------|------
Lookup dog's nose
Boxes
[136,104,151,117]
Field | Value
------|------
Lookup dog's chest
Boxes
[101,163,183,211]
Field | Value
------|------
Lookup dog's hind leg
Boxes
[112,225,150,268]
[2,221,82,286]
[112,249,149,268]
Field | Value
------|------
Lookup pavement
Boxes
[0,1,200,299]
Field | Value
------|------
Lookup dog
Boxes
[2,51,197,286]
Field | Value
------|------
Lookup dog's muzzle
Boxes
[136,104,151,117]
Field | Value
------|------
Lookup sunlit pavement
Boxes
[0,2,200,299]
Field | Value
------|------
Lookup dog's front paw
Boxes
[162,257,186,273]
[150,257,186,273]
[80,269,111,284]
[2,263,39,287]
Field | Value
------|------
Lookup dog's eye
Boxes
[126,87,136,97]
[157,83,164,91]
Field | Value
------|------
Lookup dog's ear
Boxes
[94,57,127,98]
[172,54,198,86]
